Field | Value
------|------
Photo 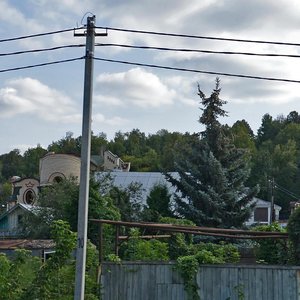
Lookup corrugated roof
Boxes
[95,171,179,204]
[0,239,55,249]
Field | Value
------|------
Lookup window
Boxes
[254,207,268,222]
[53,176,63,183]
[17,214,23,224]
[24,189,36,205]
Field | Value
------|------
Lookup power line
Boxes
[0,57,83,73]
[97,26,300,47]
[274,183,300,200]
[96,43,300,58]
[94,57,300,84]
[0,27,83,43]
[0,44,85,57]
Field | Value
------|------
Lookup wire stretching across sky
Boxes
[0,27,84,43]
[94,57,300,84]
[96,43,300,58]
[0,44,85,57]
[0,26,300,83]
[97,26,300,47]
[0,57,84,73]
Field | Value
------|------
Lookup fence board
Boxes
[101,262,300,300]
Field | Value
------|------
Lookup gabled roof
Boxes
[253,197,281,210]
[0,203,37,220]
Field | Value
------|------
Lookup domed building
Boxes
[0,150,130,236]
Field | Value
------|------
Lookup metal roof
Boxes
[95,171,179,204]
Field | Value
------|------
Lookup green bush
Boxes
[191,242,240,264]
[287,207,300,264]
[0,220,100,299]
[159,217,195,259]
[122,228,169,261]
[253,223,290,264]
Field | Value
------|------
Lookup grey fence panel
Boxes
[101,262,300,300]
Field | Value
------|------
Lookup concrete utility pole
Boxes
[270,177,275,223]
[74,15,107,300]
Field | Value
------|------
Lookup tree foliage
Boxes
[20,178,120,246]
[168,79,258,228]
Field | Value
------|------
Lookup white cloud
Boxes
[96,68,176,108]
[93,113,129,126]
[0,77,78,122]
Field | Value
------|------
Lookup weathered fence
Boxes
[100,262,300,300]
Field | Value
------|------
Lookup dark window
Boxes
[24,189,35,205]
[53,176,63,183]
[17,214,23,224]
[254,207,268,222]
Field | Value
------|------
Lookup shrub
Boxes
[121,228,169,261]
[253,223,289,264]
[287,207,300,264]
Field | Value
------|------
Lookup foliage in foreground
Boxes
[175,242,240,300]
[0,220,99,300]
[252,223,290,265]
[287,207,300,264]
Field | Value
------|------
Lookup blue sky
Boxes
[1,0,300,154]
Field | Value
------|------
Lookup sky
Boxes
[1,0,300,154]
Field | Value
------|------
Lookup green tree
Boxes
[256,114,284,146]
[23,145,47,178]
[109,182,143,222]
[230,120,256,156]
[142,183,173,222]
[21,178,120,246]
[0,182,11,213]
[0,149,24,180]
[168,79,258,228]
[47,132,81,155]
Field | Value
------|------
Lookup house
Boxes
[245,197,281,226]
[0,239,55,259]
[0,150,130,237]
[95,171,281,226]
[0,203,36,237]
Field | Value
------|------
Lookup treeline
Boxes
[1,111,300,219]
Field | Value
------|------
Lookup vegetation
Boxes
[20,177,120,251]
[175,241,240,300]
[0,220,99,299]
[2,78,300,298]
[252,223,289,265]
[1,102,300,221]
[167,79,258,228]
[287,207,300,264]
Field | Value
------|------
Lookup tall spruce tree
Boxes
[167,78,258,228]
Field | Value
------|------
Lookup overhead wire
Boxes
[0,57,84,73]
[274,183,300,200]
[93,57,300,84]
[0,44,85,57]
[96,43,300,58]
[0,26,299,83]
[0,27,84,43]
[97,26,300,47]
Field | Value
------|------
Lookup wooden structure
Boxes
[90,219,288,264]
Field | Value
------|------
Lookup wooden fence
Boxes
[100,262,300,300]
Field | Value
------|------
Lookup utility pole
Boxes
[270,177,275,223]
[74,15,107,300]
